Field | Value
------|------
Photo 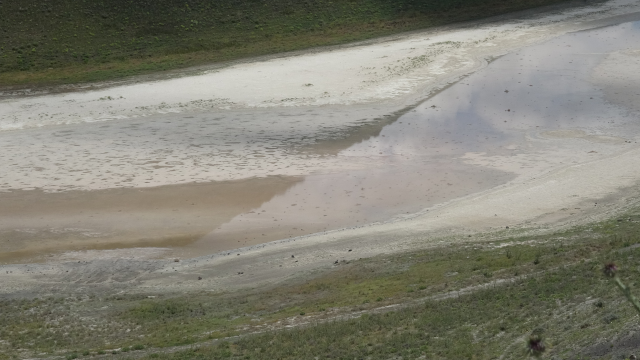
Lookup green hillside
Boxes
[0,0,570,86]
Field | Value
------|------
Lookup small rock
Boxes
[506,226,510,229]
[198,276,202,280]
[629,355,636,360]
[334,260,339,264]
[174,259,179,262]
[348,249,352,252]
[291,255,295,258]
[238,272,244,275]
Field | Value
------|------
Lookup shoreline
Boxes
[3,2,640,133]
[0,0,610,91]
[3,140,640,296]
[1,0,640,279]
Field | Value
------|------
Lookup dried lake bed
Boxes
[1,0,640,295]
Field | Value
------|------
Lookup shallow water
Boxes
[2,19,640,262]
[187,19,640,255]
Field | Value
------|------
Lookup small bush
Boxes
[603,313,618,324]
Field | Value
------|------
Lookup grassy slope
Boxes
[0,0,572,87]
[2,210,640,359]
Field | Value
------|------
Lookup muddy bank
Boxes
[0,176,299,264]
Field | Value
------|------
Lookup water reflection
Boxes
[346,20,640,158]
[192,20,640,254]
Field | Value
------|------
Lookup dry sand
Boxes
[2,0,640,296]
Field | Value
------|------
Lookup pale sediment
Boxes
[1,0,640,288]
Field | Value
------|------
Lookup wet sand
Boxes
[1,0,640,268]
[0,159,512,264]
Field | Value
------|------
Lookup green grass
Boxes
[0,0,574,87]
[2,210,640,359]
[143,262,637,360]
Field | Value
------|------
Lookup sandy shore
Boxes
[2,0,640,296]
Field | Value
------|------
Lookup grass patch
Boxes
[2,211,640,359]
[0,0,574,87]
[141,258,640,360]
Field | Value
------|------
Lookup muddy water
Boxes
[0,177,300,263]
[186,162,512,255]
[2,19,640,263]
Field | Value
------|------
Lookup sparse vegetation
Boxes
[0,0,573,87]
[604,262,640,315]
[2,207,640,359]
